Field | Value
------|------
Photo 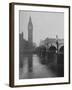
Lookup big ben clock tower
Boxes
[28,16,33,44]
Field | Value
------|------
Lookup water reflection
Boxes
[19,52,64,79]
[19,54,24,68]
[28,54,33,72]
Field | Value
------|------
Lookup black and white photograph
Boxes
[9,3,70,87]
[19,11,64,79]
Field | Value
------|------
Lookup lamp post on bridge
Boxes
[56,35,59,54]
[55,35,59,65]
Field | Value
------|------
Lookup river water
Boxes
[19,54,58,79]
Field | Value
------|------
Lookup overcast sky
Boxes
[19,10,64,46]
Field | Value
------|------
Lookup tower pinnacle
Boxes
[28,16,33,43]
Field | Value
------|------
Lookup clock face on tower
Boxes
[28,25,32,30]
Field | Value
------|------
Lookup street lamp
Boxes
[56,35,58,54]
[55,35,59,65]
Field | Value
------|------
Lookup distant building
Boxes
[19,16,34,54]
[19,32,29,53]
[39,37,64,50]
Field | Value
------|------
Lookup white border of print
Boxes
[14,5,69,86]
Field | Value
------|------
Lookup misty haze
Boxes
[19,10,64,79]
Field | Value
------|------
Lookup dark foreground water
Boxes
[19,53,64,79]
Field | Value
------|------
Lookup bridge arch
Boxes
[58,43,64,50]
[49,45,56,52]
[59,46,64,53]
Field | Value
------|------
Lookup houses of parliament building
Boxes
[19,16,34,54]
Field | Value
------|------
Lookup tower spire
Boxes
[28,16,33,43]
[28,16,32,26]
